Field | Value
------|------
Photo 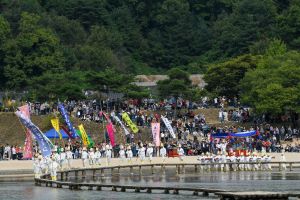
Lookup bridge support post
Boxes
[65,172,68,181]
[130,167,133,174]
[202,191,209,196]
[75,171,78,180]
[96,186,102,191]
[173,189,179,194]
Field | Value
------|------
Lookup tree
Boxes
[211,0,278,60]
[3,12,66,90]
[142,0,210,68]
[240,49,300,125]
[0,15,11,89]
[29,71,86,101]
[86,68,134,93]
[278,1,300,49]
[157,68,192,117]
[204,54,258,97]
[121,84,150,100]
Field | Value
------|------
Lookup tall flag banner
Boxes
[106,123,115,147]
[15,111,52,157]
[113,115,130,135]
[18,105,33,159]
[161,116,176,139]
[151,123,161,147]
[78,124,89,147]
[51,118,62,140]
[61,126,74,139]
[99,111,111,122]
[122,112,139,134]
[76,130,94,148]
[58,103,77,138]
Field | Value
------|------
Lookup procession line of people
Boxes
[33,143,288,181]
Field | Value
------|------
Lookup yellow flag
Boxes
[51,118,62,140]
[122,112,139,134]
[78,124,89,146]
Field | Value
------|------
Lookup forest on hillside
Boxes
[0,0,299,118]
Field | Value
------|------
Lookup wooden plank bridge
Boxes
[35,161,300,200]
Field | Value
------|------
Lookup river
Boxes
[1,170,300,200]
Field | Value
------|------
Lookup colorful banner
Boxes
[106,123,115,147]
[61,125,74,139]
[15,111,52,157]
[76,130,94,148]
[211,130,256,138]
[18,105,33,159]
[151,123,160,147]
[51,118,62,140]
[78,124,89,147]
[58,103,77,138]
[161,116,176,138]
[113,115,130,135]
[122,112,139,134]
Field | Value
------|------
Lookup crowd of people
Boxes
[32,140,290,181]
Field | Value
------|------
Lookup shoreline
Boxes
[1,153,300,182]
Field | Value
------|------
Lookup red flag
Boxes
[18,105,33,159]
[106,123,115,147]
[61,125,74,139]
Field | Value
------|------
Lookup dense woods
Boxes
[0,0,299,118]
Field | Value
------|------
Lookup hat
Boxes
[90,148,94,152]
[105,145,110,149]
[127,146,131,150]
[96,148,99,151]
[38,155,43,160]
[83,147,87,151]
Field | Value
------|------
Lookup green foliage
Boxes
[122,84,150,99]
[3,12,65,89]
[157,68,191,98]
[278,0,300,49]
[211,0,278,60]
[29,71,86,101]
[240,50,300,115]
[0,0,299,117]
[86,68,134,92]
[204,55,258,97]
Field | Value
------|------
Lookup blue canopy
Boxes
[44,128,79,139]
[211,130,256,138]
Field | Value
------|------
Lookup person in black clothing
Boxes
[0,145,3,160]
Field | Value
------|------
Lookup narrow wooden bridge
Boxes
[35,161,300,200]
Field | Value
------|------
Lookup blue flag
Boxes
[15,111,52,157]
[58,103,77,138]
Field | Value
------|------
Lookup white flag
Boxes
[161,116,176,138]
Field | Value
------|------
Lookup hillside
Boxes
[0,109,221,145]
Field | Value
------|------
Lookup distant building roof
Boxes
[133,74,207,88]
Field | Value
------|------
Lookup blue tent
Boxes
[44,128,79,139]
